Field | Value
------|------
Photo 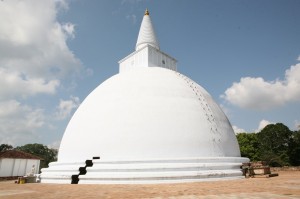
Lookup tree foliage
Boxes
[237,123,300,166]
[257,123,293,166]
[236,133,259,161]
[289,130,300,166]
[15,143,58,170]
[0,144,13,152]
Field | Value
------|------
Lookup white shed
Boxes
[0,150,41,177]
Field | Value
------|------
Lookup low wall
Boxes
[271,166,300,171]
[0,176,20,181]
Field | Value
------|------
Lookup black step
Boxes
[85,160,93,167]
[71,175,79,184]
[79,167,87,175]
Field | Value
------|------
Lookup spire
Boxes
[136,9,159,50]
[119,9,177,73]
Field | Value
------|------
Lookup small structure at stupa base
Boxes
[41,9,249,184]
[242,161,279,178]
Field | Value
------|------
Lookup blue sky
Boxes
[0,0,300,148]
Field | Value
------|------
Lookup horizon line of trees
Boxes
[236,123,300,166]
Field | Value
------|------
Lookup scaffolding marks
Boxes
[176,72,223,156]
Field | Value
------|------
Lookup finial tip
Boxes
[145,8,149,15]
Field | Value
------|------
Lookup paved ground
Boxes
[0,171,299,199]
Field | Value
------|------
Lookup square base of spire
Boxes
[119,45,177,73]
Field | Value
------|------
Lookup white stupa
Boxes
[41,9,249,184]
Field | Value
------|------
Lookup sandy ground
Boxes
[0,171,300,199]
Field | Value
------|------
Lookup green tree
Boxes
[0,144,13,152]
[16,143,58,171]
[236,133,259,161]
[289,130,300,166]
[257,123,293,166]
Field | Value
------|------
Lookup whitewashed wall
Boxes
[0,158,40,177]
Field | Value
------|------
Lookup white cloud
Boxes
[0,0,88,146]
[0,100,45,146]
[222,63,300,110]
[255,119,274,132]
[0,68,59,100]
[55,96,80,120]
[48,140,61,149]
[55,0,69,10]
[232,125,246,134]
[297,55,300,61]
[62,23,76,39]
[294,120,300,131]
[126,14,137,24]
[0,0,83,98]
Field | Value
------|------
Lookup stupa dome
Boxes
[58,67,240,162]
[41,9,248,184]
